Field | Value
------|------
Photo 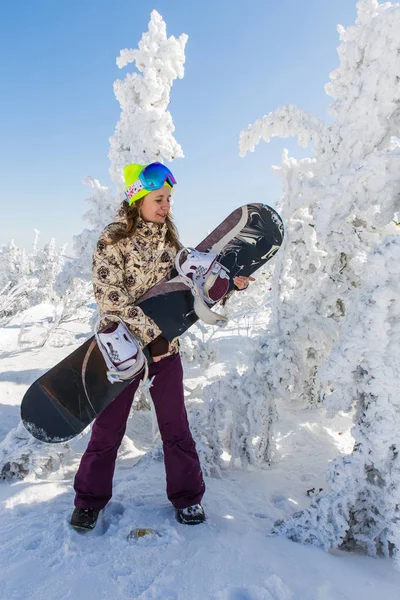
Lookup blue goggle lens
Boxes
[139,162,177,190]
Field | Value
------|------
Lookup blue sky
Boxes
[0,0,358,250]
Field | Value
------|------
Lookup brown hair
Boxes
[107,199,181,250]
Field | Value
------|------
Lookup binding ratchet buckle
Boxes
[175,248,229,327]
[95,315,148,384]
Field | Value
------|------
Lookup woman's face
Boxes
[140,186,172,224]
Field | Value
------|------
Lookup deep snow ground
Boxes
[1,308,400,599]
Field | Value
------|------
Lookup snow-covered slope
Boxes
[1,310,400,599]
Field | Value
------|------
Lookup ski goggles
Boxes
[125,162,177,203]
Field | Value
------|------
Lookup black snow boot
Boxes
[176,503,206,525]
[70,507,100,531]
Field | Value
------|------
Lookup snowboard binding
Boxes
[95,315,148,384]
[175,248,229,327]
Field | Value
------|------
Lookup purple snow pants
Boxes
[74,353,205,510]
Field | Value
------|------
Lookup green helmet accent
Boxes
[123,163,172,205]
[123,163,148,204]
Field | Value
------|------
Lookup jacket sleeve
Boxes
[92,236,162,347]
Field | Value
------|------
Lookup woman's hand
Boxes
[148,335,173,362]
[152,343,173,362]
[233,276,255,290]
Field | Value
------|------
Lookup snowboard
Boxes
[21,204,284,443]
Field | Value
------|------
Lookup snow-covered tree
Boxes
[0,241,30,321]
[0,241,28,289]
[237,0,400,560]
[57,10,187,295]
[238,0,399,418]
[56,178,116,293]
[179,265,278,474]
[0,233,65,323]
[109,9,186,194]
[273,235,400,562]
[29,233,66,306]
[0,422,72,481]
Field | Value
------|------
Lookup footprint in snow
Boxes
[214,586,271,600]
[253,512,269,520]
[215,577,293,600]
[96,501,125,535]
[23,533,43,552]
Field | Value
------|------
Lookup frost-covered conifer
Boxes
[109,9,186,193]
[0,233,65,322]
[57,9,187,296]
[0,241,30,320]
[0,241,28,290]
[238,0,400,410]
[239,0,400,560]
[55,178,115,293]
[29,233,66,306]
[180,266,278,472]
[273,235,400,561]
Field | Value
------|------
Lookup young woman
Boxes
[70,162,253,531]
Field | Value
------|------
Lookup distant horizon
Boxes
[0,0,358,250]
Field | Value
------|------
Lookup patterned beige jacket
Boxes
[92,203,180,352]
